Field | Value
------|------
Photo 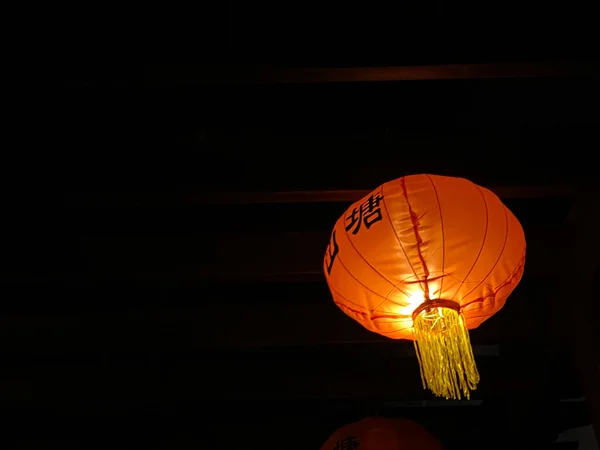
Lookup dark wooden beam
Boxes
[143,62,598,85]
[0,224,567,286]
[446,445,577,450]
[63,185,576,208]
[0,344,571,411]
[490,279,561,444]
[562,188,600,442]
[77,226,566,283]
[0,280,557,353]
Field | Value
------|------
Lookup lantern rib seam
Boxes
[328,281,413,334]
[449,185,490,303]
[460,251,526,315]
[458,206,511,304]
[399,177,431,299]
[341,208,413,301]
[425,174,446,300]
[327,251,392,309]
[380,182,422,288]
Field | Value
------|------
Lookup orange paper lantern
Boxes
[324,174,526,399]
[321,416,442,450]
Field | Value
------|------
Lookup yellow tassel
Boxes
[412,306,480,400]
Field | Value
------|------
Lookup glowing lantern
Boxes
[321,416,442,450]
[324,174,526,400]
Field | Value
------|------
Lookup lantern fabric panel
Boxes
[320,416,442,450]
[324,174,526,340]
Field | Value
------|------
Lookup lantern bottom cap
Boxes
[413,304,480,400]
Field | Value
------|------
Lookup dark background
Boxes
[4,1,600,448]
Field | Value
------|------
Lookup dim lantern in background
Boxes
[324,174,526,400]
[321,416,442,450]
